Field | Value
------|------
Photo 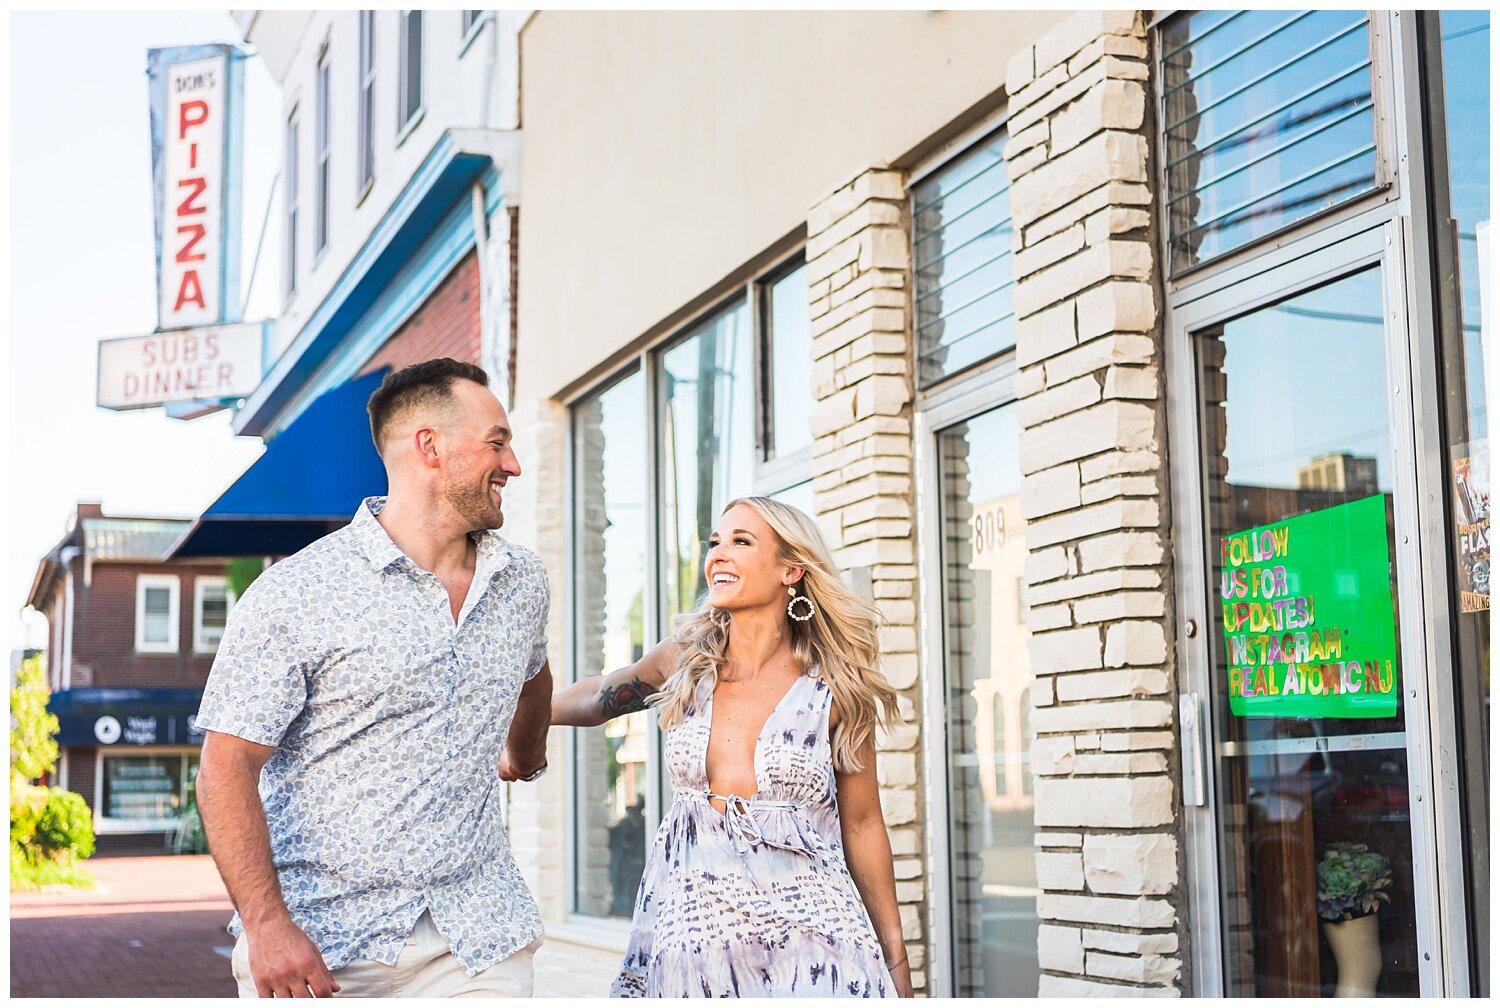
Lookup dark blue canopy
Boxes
[49,687,206,747]
[166,368,389,558]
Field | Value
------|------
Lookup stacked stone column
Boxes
[1004,11,1184,995]
[501,393,571,918]
[806,169,927,993]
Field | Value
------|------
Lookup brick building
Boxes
[182,8,1488,997]
[26,502,233,856]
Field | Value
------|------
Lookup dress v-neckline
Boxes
[703,671,807,803]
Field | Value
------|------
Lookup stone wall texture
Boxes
[806,168,928,993]
[1004,10,1185,996]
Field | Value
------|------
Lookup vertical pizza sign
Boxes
[148,45,245,331]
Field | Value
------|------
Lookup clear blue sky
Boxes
[7,12,283,656]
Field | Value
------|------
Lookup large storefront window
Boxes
[1198,269,1418,997]
[659,302,755,617]
[939,404,1039,996]
[99,752,199,827]
[572,370,651,918]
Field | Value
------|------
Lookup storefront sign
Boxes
[51,688,207,747]
[1220,494,1399,718]
[1452,442,1490,611]
[97,321,264,410]
[148,45,244,330]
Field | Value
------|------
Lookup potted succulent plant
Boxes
[1316,842,1392,997]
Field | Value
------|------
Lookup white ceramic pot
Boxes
[1322,912,1382,998]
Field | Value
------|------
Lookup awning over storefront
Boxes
[49,688,206,748]
[165,368,388,559]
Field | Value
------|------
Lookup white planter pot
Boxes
[1322,912,1382,998]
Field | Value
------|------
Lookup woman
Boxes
[553,496,912,998]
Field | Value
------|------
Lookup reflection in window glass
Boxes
[143,587,173,645]
[1199,269,1417,996]
[770,479,814,519]
[573,371,650,918]
[765,264,813,459]
[940,405,1039,996]
[659,304,755,618]
[913,130,1014,386]
[1161,11,1378,273]
[102,755,189,821]
[1437,10,1490,675]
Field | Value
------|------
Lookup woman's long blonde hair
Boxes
[649,496,899,772]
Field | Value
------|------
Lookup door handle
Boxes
[1180,692,1209,807]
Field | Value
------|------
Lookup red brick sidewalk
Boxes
[10,855,238,998]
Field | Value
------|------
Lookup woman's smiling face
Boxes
[703,503,799,612]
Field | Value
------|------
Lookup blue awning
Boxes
[49,687,206,747]
[165,368,389,558]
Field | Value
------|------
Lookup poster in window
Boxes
[1452,441,1490,612]
[1219,494,1399,718]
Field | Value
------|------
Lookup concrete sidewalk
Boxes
[10,855,238,998]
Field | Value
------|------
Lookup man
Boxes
[196,359,552,998]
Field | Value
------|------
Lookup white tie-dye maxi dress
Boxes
[610,671,896,998]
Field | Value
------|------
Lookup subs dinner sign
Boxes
[1220,494,1399,719]
[97,322,265,410]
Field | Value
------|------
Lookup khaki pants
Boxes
[232,911,539,998]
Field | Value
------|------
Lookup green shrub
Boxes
[10,781,46,854]
[33,789,94,862]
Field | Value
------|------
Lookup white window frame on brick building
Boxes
[134,574,180,654]
[561,243,814,930]
[192,576,236,655]
[1154,8,1467,996]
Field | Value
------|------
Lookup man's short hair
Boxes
[366,358,489,455]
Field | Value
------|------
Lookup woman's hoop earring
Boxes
[786,586,816,622]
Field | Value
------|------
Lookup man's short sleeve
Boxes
[194,573,307,748]
[523,555,550,682]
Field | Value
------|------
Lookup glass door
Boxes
[1179,244,1440,996]
[924,397,1041,997]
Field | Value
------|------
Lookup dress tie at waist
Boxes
[679,789,817,856]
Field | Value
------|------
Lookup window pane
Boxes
[913,131,1014,386]
[402,12,424,124]
[285,117,298,292]
[1162,11,1379,273]
[940,405,1039,996]
[200,584,230,649]
[659,303,755,618]
[102,756,184,820]
[766,264,813,458]
[573,371,651,918]
[770,479,814,518]
[359,12,375,188]
[1198,269,1418,996]
[315,56,330,251]
[143,586,172,644]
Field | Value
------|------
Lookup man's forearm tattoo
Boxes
[599,676,658,719]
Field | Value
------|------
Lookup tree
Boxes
[10,655,57,785]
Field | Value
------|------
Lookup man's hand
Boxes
[246,916,341,998]
[501,660,552,782]
[498,748,546,782]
